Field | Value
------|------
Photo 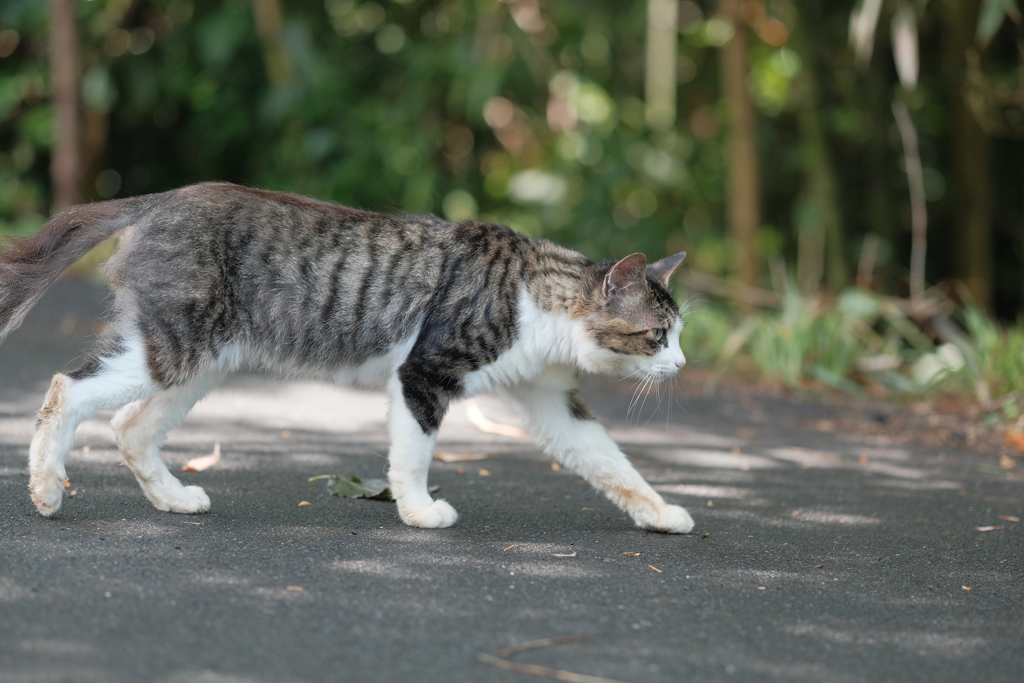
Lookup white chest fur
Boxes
[461,290,577,397]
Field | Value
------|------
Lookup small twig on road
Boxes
[477,636,630,683]
[478,652,628,683]
[497,636,591,658]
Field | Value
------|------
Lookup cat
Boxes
[0,182,694,533]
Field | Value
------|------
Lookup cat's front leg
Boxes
[502,369,693,533]
[385,373,458,528]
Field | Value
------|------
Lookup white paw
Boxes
[638,504,694,534]
[398,499,459,528]
[150,484,211,514]
[29,474,65,517]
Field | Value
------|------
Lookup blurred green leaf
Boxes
[977,0,1017,47]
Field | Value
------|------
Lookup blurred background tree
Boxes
[0,0,1022,319]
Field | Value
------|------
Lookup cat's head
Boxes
[574,252,687,380]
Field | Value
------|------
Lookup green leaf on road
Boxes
[308,475,441,501]
[309,474,392,500]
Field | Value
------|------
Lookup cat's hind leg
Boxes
[111,371,225,514]
[385,375,458,528]
[29,335,160,516]
[502,368,694,534]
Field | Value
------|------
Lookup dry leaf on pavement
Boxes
[1005,430,1024,450]
[434,452,491,463]
[183,443,221,472]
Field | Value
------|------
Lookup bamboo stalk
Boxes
[891,99,927,300]
[856,234,881,290]
[645,0,678,131]
[718,0,761,297]
[250,0,293,86]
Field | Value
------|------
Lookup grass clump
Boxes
[679,287,1024,405]
[955,307,1024,401]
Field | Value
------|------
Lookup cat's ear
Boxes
[646,252,686,289]
[602,253,648,299]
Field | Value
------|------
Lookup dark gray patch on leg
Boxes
[67,334,126,381]
[67,356,101,381]
[568,389,595,421]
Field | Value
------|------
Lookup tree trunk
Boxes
[50,0,82,211]
[942,0,993,308]
[645,0,678,131]
[250,0,293,86]
[791,20,847,294]
[718,0,760,293]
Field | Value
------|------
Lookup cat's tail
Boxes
[0,197,142,344]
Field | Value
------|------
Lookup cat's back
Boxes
[111,182,447,289]
[109,183,454,372]
[133,182,439,254]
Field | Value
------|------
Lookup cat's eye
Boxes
[652,328,665,341]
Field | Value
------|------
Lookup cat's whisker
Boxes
[677,294,703,317]
[666,382,672,433]
[627,378,644,419]
[634,371,657,425]
[670,374,690,412]
[619,367,649,382]
[627,378,646,419]
[634,374,659,428]
[626,371,651,418]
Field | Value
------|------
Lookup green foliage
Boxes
[677,301,734,367]
[977,0,1020,47]
[959,307,1024,399]
[744,289,864,389]
[1,0,1022,402]
[679,287,1024,402]
[0,0,803,262]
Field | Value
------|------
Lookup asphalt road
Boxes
[2,280,1022,683]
